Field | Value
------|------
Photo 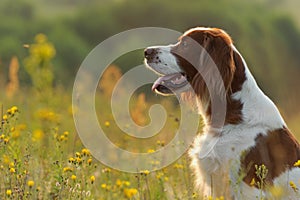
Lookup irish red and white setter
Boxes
[144,27,300,199]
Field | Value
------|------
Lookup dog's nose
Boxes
[144,48,157,59]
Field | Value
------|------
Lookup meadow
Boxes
[0,104,197,200]
[0,34,203,200]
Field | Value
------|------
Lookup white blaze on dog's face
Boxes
[144,45,181,75]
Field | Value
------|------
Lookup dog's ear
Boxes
[231,49,246,93]
[217,44,235,92]
[198,33,211,67]
[199,35,235,93]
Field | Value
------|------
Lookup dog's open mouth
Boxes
[152,73,189,95]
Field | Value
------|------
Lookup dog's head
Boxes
[144,27,244,100]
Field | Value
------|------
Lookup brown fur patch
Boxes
[242,127,300,187]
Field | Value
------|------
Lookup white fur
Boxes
[145,45,181,75]
[230,46,286,129]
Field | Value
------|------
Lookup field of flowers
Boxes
[0,104,200,199]
[0,34,205,200]
[2,32,300,200]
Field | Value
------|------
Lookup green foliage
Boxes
[255,164,269,199]
[0,0,34,20]
[47,23,90,84]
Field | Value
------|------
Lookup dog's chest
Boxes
[193,126,263,174]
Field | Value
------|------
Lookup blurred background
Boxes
[0,0,300,198]
[1,0,300,121]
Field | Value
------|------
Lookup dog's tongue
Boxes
[152,73,188,91]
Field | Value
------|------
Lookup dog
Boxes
[144,27,300,199]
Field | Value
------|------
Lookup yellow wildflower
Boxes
[123,181,130,186]
[90,175,95,184]
[68,157,75,163]
[0,134,5,139]
[6,189,12,196]
[35,33,47,43]
[104,121,110,127]
[63,131,69,136]
[81,148,90,156]
[294,160,300,167]
[9,167,16,173]
[63,167,73,172]
[76,157,82,165]
[173,163,184,169]
[8,106,18,115]
[59,135,66,141]
[250,178,256,187]
[3,114,8,120]
[9,106,15,111]
[140,170,150,175]
[147,149,155,153]
[9,162,14,168]
[290,181,298,192]
[157,140,165,146]
[4,137,9,144]
[7,109,12,115]
[71,175,77,180]
[87,158,92,165]
[124,188,138,198]
[11,106,18,112]
[101,183,111,190]
[116,179,122,187]
[27,180,35,188]
[75,152,81,158]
